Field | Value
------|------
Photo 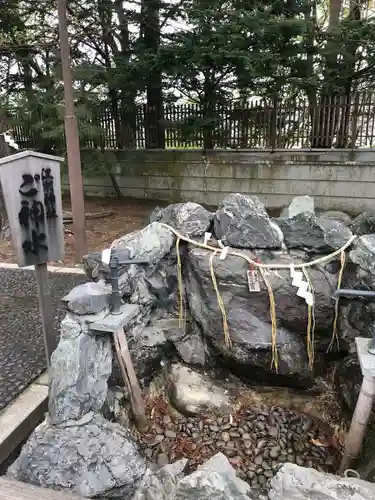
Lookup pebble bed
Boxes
[132,396,339,492]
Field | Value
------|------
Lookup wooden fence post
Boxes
[270,93,278,150]
[350,92,360,149]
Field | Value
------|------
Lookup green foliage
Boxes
[1,0,375,149]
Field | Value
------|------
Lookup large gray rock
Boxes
[166,321,208,366]
[83,249,152,304]
[134,453,253,500]
[168,363,231,416]
[49,314,112,425]
[142,250,179,312]
[111,222,175,260]
[150,202,213,237]
[7,413,146,499]
[349,235,375,275]
[84,235,179,314]
[133,459,187,500]
[214,193,283,249]
[102,387,131,426]
[338,299,375,353]
[177,453,252,499]
[280,195,315,219]
[125,313,173,386]
[158,316,208,366]
[337,257,375,351]
[337,236,375,350]
[110,311,179,388]
[320,210,352,226]
[185,246,337,383]
[277,213,353,252]
[351,212,375,235]
[62,281,111,315]
[335,355,362,411]
[84,223,174,284]
[268,463,375,500]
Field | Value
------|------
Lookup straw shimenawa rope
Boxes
[302,266,316,370]
[258,267,279,371]
[176,237,186,331]
[167,223,356,369]
[162,223,356,270]
[328,249,347,353]
[209,251,232,348]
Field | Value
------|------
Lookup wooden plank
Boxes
[0,478,83,500]
[0,380,48,466]
[113,330,147,432]
[35,262,57,365]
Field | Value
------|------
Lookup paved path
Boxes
[0,268,86,412]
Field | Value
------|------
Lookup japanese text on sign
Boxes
[0,151,65,267]
[18,168,58,258]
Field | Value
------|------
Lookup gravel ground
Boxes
[131,395,339,493]
[0,268,87,411]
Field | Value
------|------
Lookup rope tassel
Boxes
[328,250,346,353]
[176,237,186,331]
[259,267,279,372]
[302,266,316,370]
[209,251,232,348]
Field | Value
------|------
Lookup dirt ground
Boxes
[0,197,164,266]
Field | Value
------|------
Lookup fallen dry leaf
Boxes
[311,436,332,448]
[229,457,242,467]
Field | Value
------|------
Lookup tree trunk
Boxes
[303,0,319,148]
[202,72,216,150]
[115,0,137,148]
[18,52,46,151]
[98,0,124,150]
[235,62,250,148]
[143,0,164,149]
[336,0,362,147]
[311,0,343,148]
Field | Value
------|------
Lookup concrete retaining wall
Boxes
[62,149,375,212]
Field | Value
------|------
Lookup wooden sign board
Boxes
[0,151,65,267]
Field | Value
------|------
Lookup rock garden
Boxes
[7,193,375,499]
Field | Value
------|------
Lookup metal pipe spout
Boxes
[334,288,375,299]
[334,288,375,354]
[109,255,122,315]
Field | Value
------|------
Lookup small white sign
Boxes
[204,232,212,245]
[297,282,309,298]
[101,248,111,265]
[247,269,261,292]
[219,246,229,260]
[292,271,304,287]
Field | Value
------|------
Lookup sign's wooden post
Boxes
[0,151,65,367]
